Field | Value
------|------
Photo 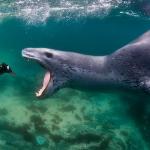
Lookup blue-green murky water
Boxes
[0,0,150,149]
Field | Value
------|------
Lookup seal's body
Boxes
[109,31,150,92]
[22,31,150,97]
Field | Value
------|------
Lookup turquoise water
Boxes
[0,0,150,149]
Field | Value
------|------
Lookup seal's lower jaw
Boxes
[35,71,52,98]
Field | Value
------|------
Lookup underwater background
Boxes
[0,0,150,149]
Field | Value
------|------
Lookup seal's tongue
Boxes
[36,72,51,97]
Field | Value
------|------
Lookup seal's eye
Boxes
[45,52,53,58]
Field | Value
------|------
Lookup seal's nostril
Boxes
[45,52,53,58]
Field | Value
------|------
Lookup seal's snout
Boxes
[22,48,31,57]
[22,48,39,59]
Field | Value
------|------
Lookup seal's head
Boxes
[22,48,70,98]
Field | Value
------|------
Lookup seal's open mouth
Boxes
[35,71,51,97]
[22,50,53,98]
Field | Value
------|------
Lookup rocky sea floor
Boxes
[0,84,149,149]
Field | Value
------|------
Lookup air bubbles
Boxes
[0,0,133,25]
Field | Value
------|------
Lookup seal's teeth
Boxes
[35,88,43,97]
[35,92,40,97]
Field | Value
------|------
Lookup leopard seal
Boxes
[22,31,150,97]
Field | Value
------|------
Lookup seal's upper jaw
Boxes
[22,48,50,61]
[22,48,55,98]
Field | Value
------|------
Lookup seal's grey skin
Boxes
[141,1,150,16]
[131,0,150,16]
[22,31,150,97]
